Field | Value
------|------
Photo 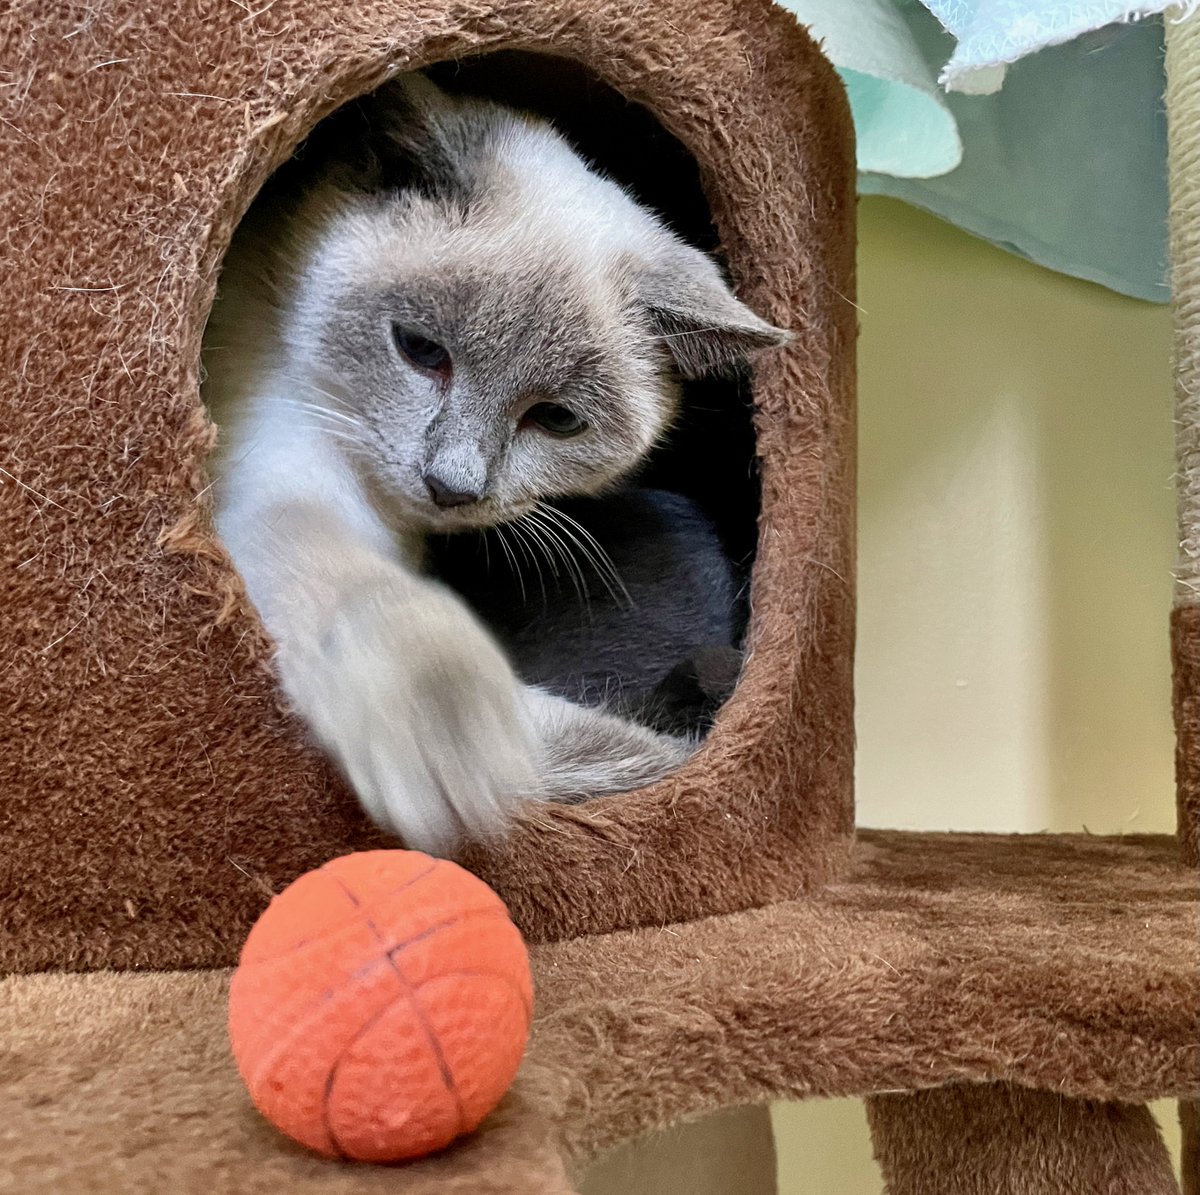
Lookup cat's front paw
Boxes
[281,576,536,855]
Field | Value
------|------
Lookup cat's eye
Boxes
[392,325,451,376]
[522,402,588,438]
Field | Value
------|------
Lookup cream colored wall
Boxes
[772,196,1180,1192]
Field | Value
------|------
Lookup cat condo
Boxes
[1,0,1196,1191]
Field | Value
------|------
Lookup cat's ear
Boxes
[310,74,469,198]
[367,75,473,196]
[639,240,791,378]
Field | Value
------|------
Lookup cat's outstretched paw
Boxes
[280,575,536,855]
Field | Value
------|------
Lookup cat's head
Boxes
[278,74,789,532]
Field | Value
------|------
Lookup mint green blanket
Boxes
[781,0,1176,301]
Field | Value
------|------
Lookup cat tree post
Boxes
[1167,8,1200,1191]
[1168,0,1200,873]
[868,1085,1178,1195]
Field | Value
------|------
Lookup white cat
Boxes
[203,73,787,855]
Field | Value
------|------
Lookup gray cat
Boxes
[202,72,787,855]
[431,487,746,733]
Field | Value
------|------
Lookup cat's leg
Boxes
[522,687,696,803]
[228,500,537,854]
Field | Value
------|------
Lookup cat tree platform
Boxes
[2,832,1195,1193]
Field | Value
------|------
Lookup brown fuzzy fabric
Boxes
[1174,606,1200,867]
[866,1085,1180,1195]
[1,0,856,974]
[1,832,1196,1193]
[0,971,573,1195]
[1183,1100,1200,1195]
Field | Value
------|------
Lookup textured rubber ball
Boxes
[227,850,533,1162]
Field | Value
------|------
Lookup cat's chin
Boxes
[363,477,484,532]
[425,502,534,535]
[378,489,532,535]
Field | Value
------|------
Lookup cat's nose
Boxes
[424,471,483,509]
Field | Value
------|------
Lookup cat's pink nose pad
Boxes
[424,472,482,509]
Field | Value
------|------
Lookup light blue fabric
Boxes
[783,0,961,177]
[923,0,1191,92]
[861,10,1170,301]
[775,0,1175,302]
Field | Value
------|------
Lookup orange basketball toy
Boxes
[228,850,533,1162]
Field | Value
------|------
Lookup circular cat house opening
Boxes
[195,26,854,944]
[203,54,767,820]
[3,2,853,973]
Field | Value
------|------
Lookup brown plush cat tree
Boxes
[1,0,1196,1191]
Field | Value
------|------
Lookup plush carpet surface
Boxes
[2,830,1194,1194]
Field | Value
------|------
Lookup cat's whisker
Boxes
[512,512,561,582]
[288,411,364,438]
[535,502,633,610]
[527,507,592,620]
[491,522,527,605]
[278,397,365,431]
[283,395,357,424]
[274,396,371,450]
[505,516,549,609]
[298,406,363,431]
[512,514,561,615]
[277,374,363,415]
[548,507,632,607]
[541,504,624,583]
[277,410,366,448]
[275,376,370,439]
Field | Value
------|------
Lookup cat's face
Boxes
[287,204,682,532]
[275,75,788,533]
